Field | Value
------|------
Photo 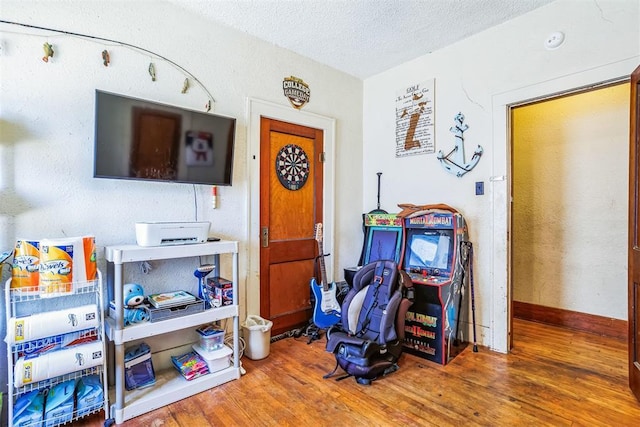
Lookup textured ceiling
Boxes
[169,0,554,79]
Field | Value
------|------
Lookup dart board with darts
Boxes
[275,144,310,191]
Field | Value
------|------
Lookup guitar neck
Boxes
[317,241,329,291]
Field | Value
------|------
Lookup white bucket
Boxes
[241,315,273,360]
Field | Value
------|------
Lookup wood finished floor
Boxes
[79,319,640,426]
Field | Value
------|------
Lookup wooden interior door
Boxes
[131,108,181,180]
[629,64,640,402]
[260,118,323,335]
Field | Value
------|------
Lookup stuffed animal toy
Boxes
[123,283,149,326]
[124,283,145,307]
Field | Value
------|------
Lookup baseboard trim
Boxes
[513,301,627,340]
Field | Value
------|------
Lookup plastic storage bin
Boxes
[124,342,156,390]
[192,344,232,373]
[241,315,273,360]
[196,325,225,351]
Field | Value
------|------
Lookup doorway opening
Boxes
[509,82,630,347]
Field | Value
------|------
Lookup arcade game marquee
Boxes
[344,213,404,286]
[398,205,472,365]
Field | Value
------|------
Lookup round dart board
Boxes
[275,144,310,191]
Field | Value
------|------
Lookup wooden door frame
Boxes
[629,64,640,400]
[246,98,336,323]
[490,58,637,354]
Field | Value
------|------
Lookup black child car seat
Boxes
[324,260,414,385]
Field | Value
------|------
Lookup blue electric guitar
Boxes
[310,224,341,329]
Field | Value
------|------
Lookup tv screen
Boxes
[404,229,454,275]
[94,90,236,186]
[364,227,402,264]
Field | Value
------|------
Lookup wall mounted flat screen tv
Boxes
[94,90,236,186]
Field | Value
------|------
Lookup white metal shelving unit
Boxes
[104,241,240,425]
[4,273,109,427]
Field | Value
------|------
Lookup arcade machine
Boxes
[343,213,403,287]
[400,205,470,365]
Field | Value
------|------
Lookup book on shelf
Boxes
[146,290,196,308]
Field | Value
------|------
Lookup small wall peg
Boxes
[212,186,218,209]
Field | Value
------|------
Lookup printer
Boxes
[135,221,210,246]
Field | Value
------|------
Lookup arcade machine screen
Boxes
[364,228,402,264]
[404,229,454,277]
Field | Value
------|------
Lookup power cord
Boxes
[225,334,246,375]
[221,319,246,375]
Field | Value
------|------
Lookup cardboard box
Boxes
[205,277,233,307]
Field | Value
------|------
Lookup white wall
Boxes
[512,84,629,319]
[0,0,363,392]
[363,0,640,351]
[1,0,639,396]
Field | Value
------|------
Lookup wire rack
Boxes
[5,272,109,427]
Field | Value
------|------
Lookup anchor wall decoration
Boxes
[437,112,483,177]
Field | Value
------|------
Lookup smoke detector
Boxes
[544,31,565,50]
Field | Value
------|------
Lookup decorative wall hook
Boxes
[101,49,110,66]
[437,112,483,177]
[42,42,54,62]
[148,62,156,81]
